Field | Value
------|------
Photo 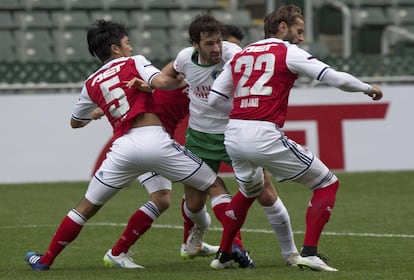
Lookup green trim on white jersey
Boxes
[174,41,241,133]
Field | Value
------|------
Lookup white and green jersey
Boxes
[173,41,241,133]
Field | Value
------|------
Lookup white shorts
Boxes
[225,119,337,196]
[137,172,172,194]
[86,126,216,205]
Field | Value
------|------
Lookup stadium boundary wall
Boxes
[1,85,413,183]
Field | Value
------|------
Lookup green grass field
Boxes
[1,171,413,280]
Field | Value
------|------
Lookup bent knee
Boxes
[257,185,277,206]
[240,180,264,198]
[150,190,171,213]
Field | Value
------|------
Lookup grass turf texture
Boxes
[1,171,413,279]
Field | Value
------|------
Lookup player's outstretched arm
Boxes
[150,73,186,91]
[320,69,383,101]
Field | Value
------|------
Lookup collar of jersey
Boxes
[191,49,216,67]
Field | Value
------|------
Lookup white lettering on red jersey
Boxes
[212,38,330,127]
[72,55,162,137]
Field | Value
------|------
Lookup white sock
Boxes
[263,198,298,259]
[183,203,211,230]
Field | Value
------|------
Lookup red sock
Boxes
[212,196,244,249]
[217,191,256,253]
[304,181,339,246]
[112,209,154,256]
[40,216,83,266]
[181,197,194,244]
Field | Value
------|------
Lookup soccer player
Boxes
[208,4,383,271]
[222,24,245,46]
[163,14,300,267]
[90,24,252,269]
[92,85,221,268]
[91,86,220,269]
[24,19,233,271]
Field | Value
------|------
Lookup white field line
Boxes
[2,223,413,239]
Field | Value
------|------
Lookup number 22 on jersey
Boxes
[233,53,275,98]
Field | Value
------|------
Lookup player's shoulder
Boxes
[222,41,242,61]
[176,47,195,60]
[174,47,195,70]
[129,54,153,65]
[223,41,242,52]
[261,38,311,57]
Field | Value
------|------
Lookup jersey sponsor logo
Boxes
[193,85,211,99]
[91,62,126,87]
[241,43,276,54]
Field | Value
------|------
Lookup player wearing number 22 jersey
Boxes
[169,14,301,267]
[209,33,383,271]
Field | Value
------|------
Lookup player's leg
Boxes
[210,158,262,269]
[184,129,251,265]
[26,175,121,271]
[180,129,222,256]
[180,194,195,258]
[291,156,339,272]
[181,190,219,259]
[103,173,172,269]
[26,132,147,271]
[263,134,339,272]
[150,128,252,268]
[257,170,300,265]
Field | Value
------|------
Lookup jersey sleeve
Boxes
[71,86,97,121]
[173,47,193,73]
[285,45,331,81]
[208,60,233,114]
[131,55,162,85]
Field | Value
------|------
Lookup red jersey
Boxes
[211,38,331,128]
[153,86,189,137]
[73,55,162,138]
[90,86,189,175]
[228,41,298,126]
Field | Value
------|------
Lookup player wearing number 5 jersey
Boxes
[24,19,229,271]
[208,4,383,271]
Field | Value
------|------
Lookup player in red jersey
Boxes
[89,85,221,268]
[94,24,260,267]
[91,85,190,174]
[164,15,301,268]
[24,19,232,271]
[208,5,383,271]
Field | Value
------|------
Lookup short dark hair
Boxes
[222,24,244,41]
[264,4,304,38]
[188,14,223,44]
[87,19,128,63]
